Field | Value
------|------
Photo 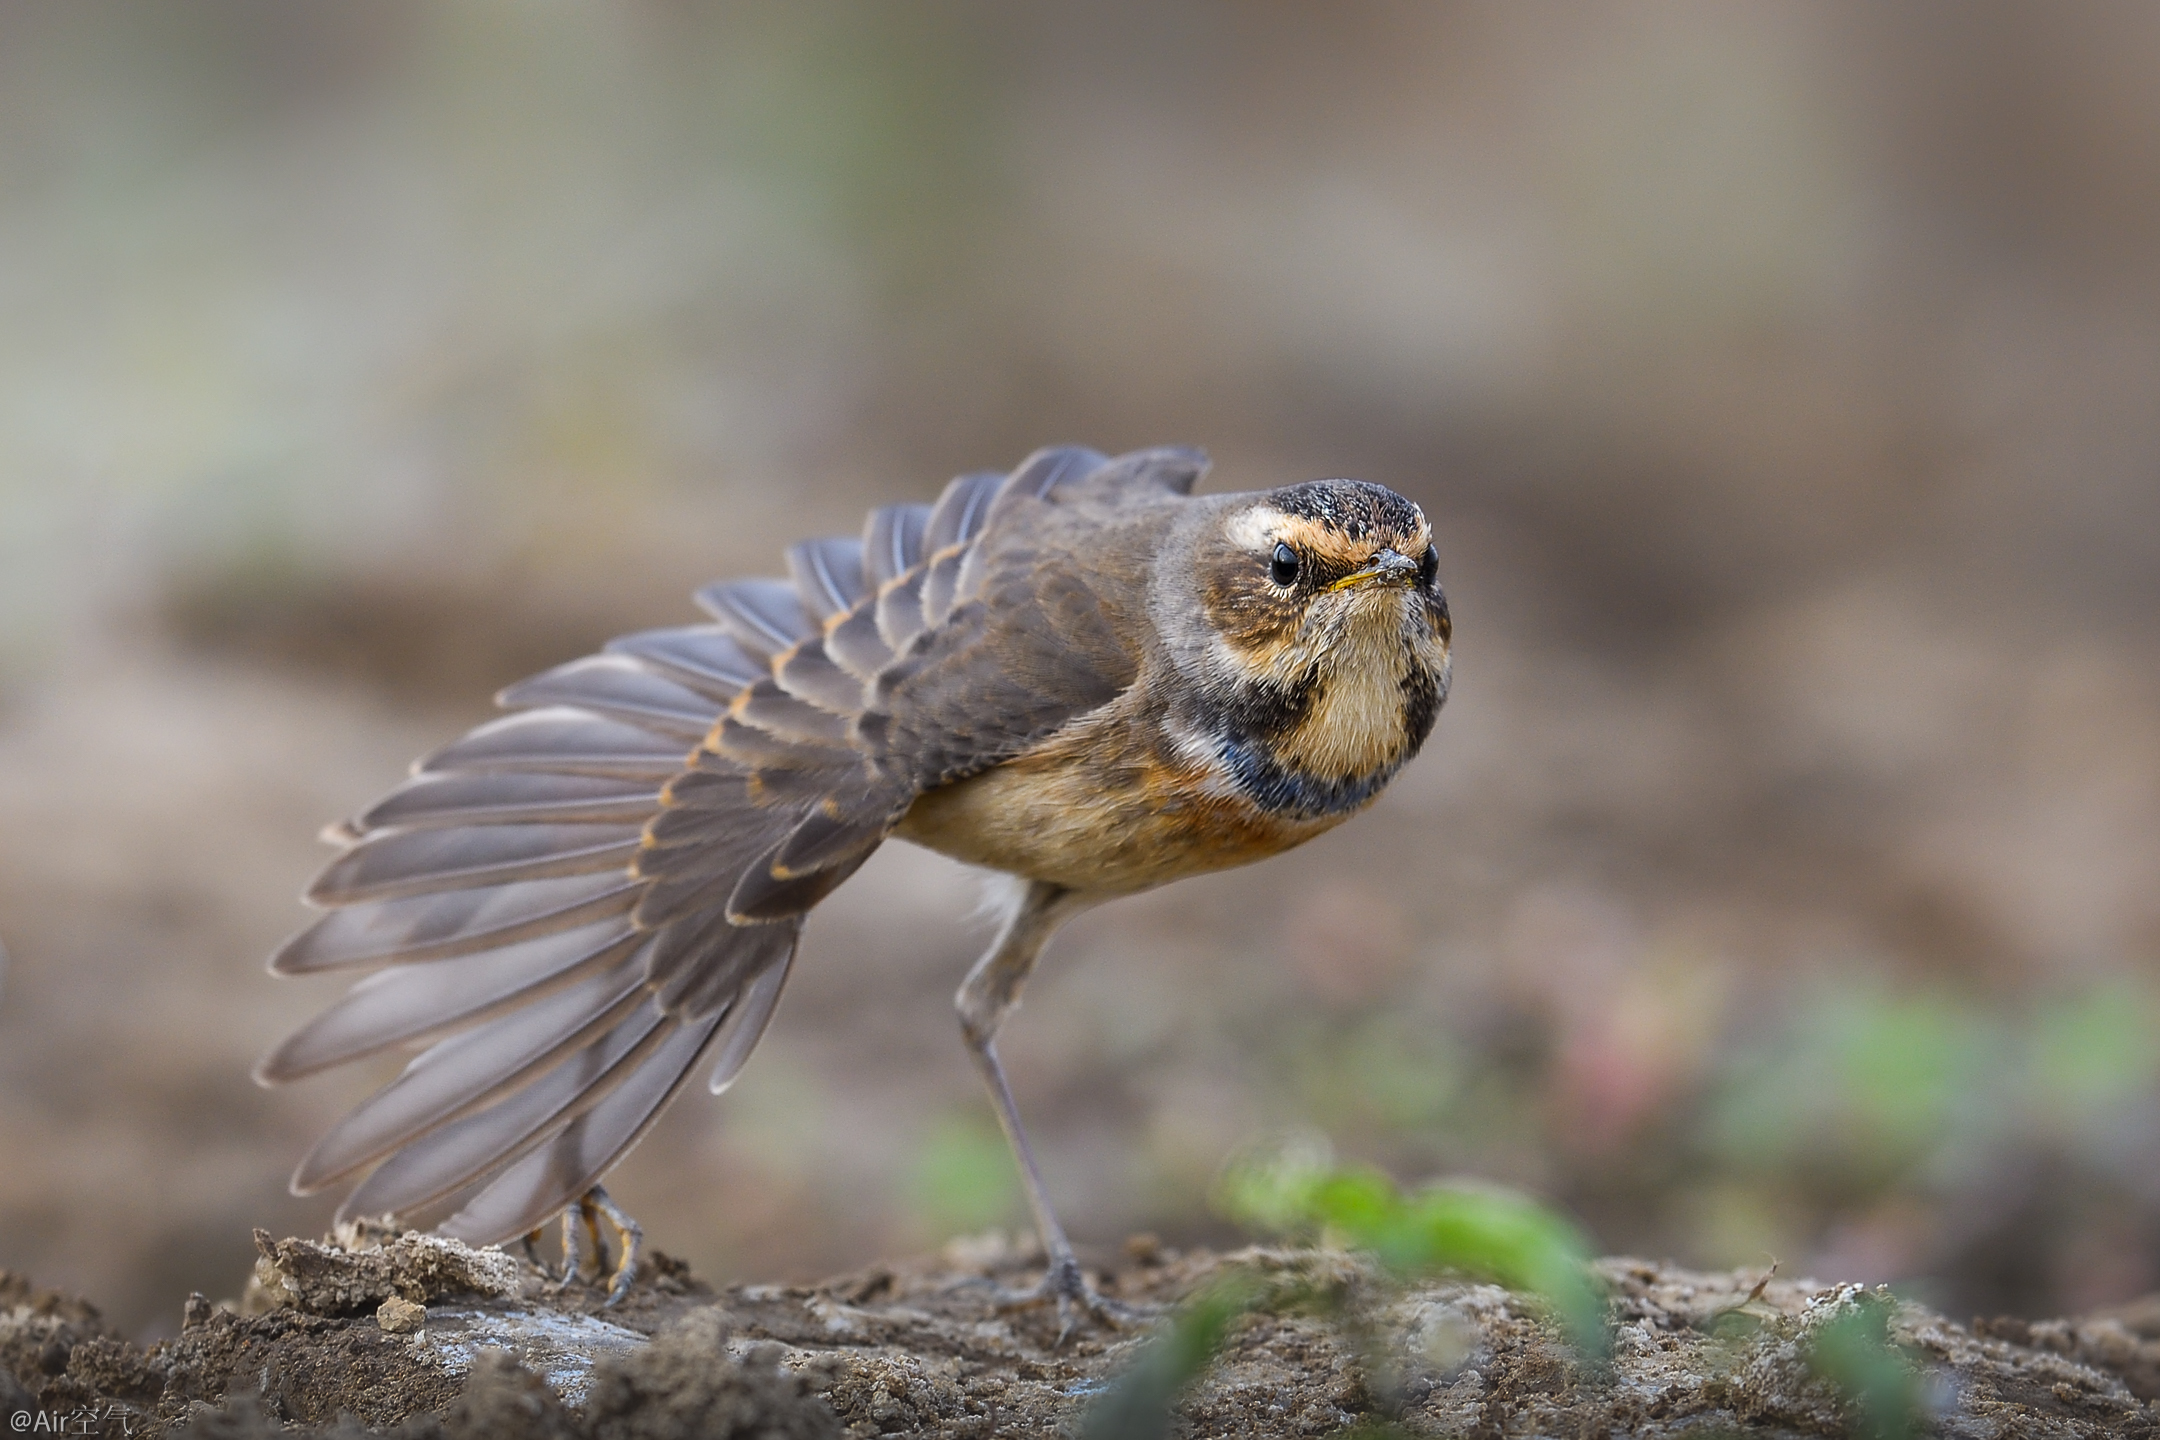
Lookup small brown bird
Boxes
[257,445,1451,1317]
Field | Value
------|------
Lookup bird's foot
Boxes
[541,1186,643,1307]
[993,1254,1149,1342]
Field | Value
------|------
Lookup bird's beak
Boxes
[1326,547,1421,591]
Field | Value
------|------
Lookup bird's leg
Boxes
[558,1205,588,1288]
[956,881,1138,1334]
[519,1225,555,1280]
[553,1186,642,1306]
[585,1185,644,1306]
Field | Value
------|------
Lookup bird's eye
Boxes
[1417,545,1439,590]
[1270,542,1301,586]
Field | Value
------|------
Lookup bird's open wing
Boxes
[864,446,1204,789]
[258,444,1203,1244]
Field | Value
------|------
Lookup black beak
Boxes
[1371,548,1420,582]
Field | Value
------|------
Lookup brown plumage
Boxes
[257,444,1452,1316]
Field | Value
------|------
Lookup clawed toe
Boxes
[528,1186,643,1306]
[992,1257,1150,1340]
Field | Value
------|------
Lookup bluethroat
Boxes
[257,445,1452,1317]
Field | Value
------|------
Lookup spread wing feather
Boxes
[730,679,856,748]
[651,916,798,1018]
[823,603,893,682]
[419,709,689,781]
[773,639,868,715]
[695,578,815,658]
[702,950,793,1093]
[359,773,662,831]
[262,444,1205,1245]
[950,448,1101,603]
[602,625,766,699]
[308,825,648,904]
[865,446,1167,793]
[267,607,817,1232]
[257,921,643,1082]
[496,657,720,740]
[293,959,656,1194]
[875,567,929,652]
[922,470,1003,554]
[785,537,867,621]
[916,545,970,632]
[863,503,931,587]
[334,996,682,1221]
[270,873,641,973]
[434,998,747,1244]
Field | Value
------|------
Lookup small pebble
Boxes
[377,1296,427,1334]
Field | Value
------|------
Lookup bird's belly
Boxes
[894,731,1343,895]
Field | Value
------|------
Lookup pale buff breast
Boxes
[893,718,1346,895]
[1271,621,1416,782]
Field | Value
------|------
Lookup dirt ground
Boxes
[9,1229,2160,1438]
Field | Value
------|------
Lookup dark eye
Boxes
[1270,542,1301,586]
[1417,545,1438,590]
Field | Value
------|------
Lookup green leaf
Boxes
[1219,1144,1608,1358]
[1095,1147,1609,1438]
[1079,1274,1264,1440]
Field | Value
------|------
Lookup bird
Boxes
[255,444,1452,1319]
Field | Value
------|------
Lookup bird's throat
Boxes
[1213,626,1435,819]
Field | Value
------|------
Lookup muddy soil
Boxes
[8,1228,2160,1438]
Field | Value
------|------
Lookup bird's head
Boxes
[1157,478,1452,816]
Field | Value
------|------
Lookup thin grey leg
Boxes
[955,880,1133,1329]
[586,1184,643,1306]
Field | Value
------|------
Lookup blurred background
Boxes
[3,0,2159,1340]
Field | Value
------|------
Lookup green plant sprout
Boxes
[1084,1141,1606,1439]
[1077,1272,1267,1440]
